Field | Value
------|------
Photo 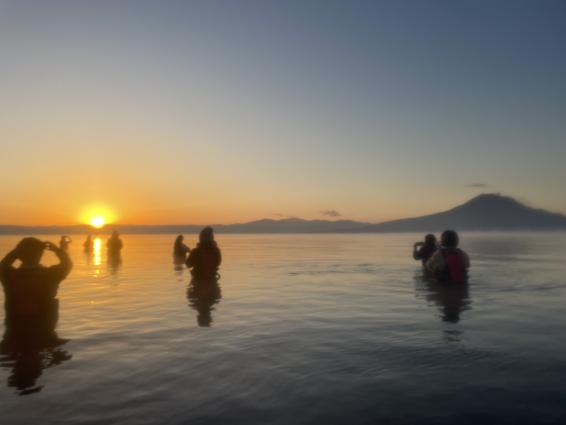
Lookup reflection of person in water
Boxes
[421,278,471,323]
[59,235,72,252]
[0,237,73,395]
[187,278,222,327]
[83,235,94,253]
[173,235,190,266]
[185,227,221,279]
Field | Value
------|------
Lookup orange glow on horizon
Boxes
[80,204,117,229]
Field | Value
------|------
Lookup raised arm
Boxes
[0,248,20,280]
[413,242,423,260]
[45,241,73,279]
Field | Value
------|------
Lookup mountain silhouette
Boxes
[362,194,566,232]
[1,194,564,234]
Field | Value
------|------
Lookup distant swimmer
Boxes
[59,235,72,252]
[185,227,221,280]
[173,235,191,263]
[413,234,437,265]
[107,231,123,257]
[426,230,470,284]
[0,237,72,321]
[83,235,94,253]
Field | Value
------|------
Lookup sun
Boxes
[90,216,106,229]
[80,204,116,229]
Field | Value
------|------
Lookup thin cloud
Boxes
[466,183,489,188]
[321,210,342,217]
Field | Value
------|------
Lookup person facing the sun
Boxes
[185,227,221,280]
[107,231,123,257]
[0,237,72,321]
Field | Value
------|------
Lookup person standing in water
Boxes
[173,235,191,263]
[185,227,221,280]
[0,238,73,394]
[107,231,123,256]
[413,234,437,266]
[0,237,72,321]
[59,236,72,252]
[83,235,94,253]
[426,230,470,284]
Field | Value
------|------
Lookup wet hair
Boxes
[424,234,436,246]
[16,237,45,265]
[441,230,459,248]
[199,227,214,244]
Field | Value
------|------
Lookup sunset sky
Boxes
[1,0,565,225]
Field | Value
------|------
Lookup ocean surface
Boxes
[1,233,565,424]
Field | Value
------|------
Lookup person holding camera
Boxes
[0,237,72,321]
[413,234,438,266]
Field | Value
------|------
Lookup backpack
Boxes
[441,249,467,283]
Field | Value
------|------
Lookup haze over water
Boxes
[1,233,565,424]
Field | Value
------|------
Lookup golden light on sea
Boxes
[93,237,102,267]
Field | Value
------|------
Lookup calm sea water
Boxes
[1,233,565,424]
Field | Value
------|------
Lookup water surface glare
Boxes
[1,233,566,424]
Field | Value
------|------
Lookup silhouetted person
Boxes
[187,278,222,327]
[59,235,72,252]
[107,231,123,256]
[0,238,73,394]
[83,235,94,253]
[185,227,221,280]
[173,234,190,264]
[413,234,437,265]
[426,230,470,284]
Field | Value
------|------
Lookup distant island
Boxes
[1,194,566,235]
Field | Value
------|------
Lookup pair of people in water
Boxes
[83,231,123,256]
[174,227,222,280]
[413,230,470,284]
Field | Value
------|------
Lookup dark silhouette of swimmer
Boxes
[83,235,94,253]
[173,234,190,265]
[107,231,123,256]
[59,235,72,252]
[0,237,73,395]
[185,227,221,280]
[426,230,470,284]
[107,231,123,273]
[413,234,437,265]
[187,278,222,327]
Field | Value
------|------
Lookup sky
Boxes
[1,0,565,225]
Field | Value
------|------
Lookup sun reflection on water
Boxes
[93,237,102,267]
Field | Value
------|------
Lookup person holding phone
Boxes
[0,238,72,321]
[413,234,438,266]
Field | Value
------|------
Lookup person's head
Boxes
[424,234,436,246]
[16,237,45,266]
[112,231,119,239]
[441,230,459,248]
[175,234,184,244]
[199,227,214,244]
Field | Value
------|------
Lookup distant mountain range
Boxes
[1,194,565,235]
